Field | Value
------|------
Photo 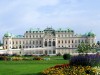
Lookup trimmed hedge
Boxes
[63,53,71,60]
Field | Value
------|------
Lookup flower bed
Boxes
[41,64,97,75]
[41,54,100,75]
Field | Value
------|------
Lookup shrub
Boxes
[0,56,8,60]
[63,53,71,60]
[33,57,43,60]
[11,57,23,61]
[56,53,62,56]
[70,54,100,67]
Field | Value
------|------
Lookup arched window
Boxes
[19,45,21,48]
[53,41,55,46]
[44,41,47,47]
[49,41,51,46]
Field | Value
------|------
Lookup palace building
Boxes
[3,27,96,55]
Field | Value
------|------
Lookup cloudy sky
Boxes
[0,0,100,41]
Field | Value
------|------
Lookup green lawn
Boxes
[0,56,68,75]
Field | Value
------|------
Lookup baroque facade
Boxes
[3,27,96,55]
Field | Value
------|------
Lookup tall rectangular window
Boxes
[78,40,80,43]
[13,41,14,44]
[72,40,73,43]
[33,41,34,44]
[40,41,41,44]
[68,40,70,43]
[58,40,60,44]
[65,40,67,43]
[6,41,7,44]
[62,40,63,44]
[16,41,18,44]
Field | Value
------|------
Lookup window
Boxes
[75,45,77,47]
[68,40,70,43]
[78,40,80,43]
[16,41,18,44]
[20,41,21,44]
[69,45,70,48]
[30,41,31,44]
[23,41,24,44]
[81,40,84,43]
[26,41,28,44]
[44,41,47,47]
[58,40,60,44]
[36,41,38,44]
[33,41,34,44]
[36,35,38,38]
[26,46,28,48]
[62,40,63,44]
[6,41,7,44]
[19,45,21,48]
[6,46,7,49]
[72,45,73,48]
[53,50,55,54]
[72,40,73,43]
[26,36,28,38]
[58,35,60,37]
[75,40,77,43]
[49,41,51,46]
[65,40,67,43]
[13,41,14,44]
[53,41,55,46]
[49,50,52,54]
[29,35,31,38]
[40,41,41,44]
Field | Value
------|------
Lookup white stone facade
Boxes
[3,27,96,55]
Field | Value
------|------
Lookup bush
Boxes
[56,53,62,56]
[33,57,43,60]
[0,56,8,60]
[63,53,71,60]
[70,54,100,67]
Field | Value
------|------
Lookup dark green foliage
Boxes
[63,53,71,60]
[70,54,100,67]
[56,53,62,56]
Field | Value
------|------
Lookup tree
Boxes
[77,42,92,54]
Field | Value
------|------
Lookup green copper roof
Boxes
[16,35,24,38]
[87,32,95,37]
[4,32,12,37]
[82,32,95,37]
[4,32,24,38]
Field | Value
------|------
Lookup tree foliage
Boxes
[77,42,92,53]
